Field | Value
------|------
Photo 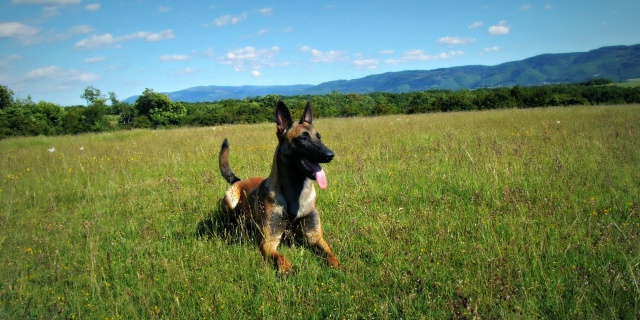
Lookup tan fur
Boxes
[223,177,264,212]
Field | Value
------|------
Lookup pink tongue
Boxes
[315,169,327,189]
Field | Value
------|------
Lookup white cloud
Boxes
[210,8,271,27]
[26,65,60,79]
[174,67,196,75]
[68,25,93,34]
[157,6,171,13]
[125,29,175,42]
[257,8,273,15]
[481,46,500,55]
[251,70,262,77]
[468,21,483,29]
[69,71,99,82]
[312,50,348,63]
[203,48,215,59]
[74,33,117,50]
[385,49,464,65]
[300,46,348,63]
[24,65,99,88]
[407,50,433,61]
[0,22,94,46]
[519,4,533,10]
[74,29,175,50]
[257,29,268,36]
[437,36,475,45]
[544,4,553,10]
[384,59,402,65]
[220,46,281,72]
[0,22,39,37]
[105,65,121,72]
[14,66,100,93]
[159,54,192,62]
[85,3,100,11]
[380,49,395,55]
[226,47,258,61]
[0,22,40,45]
[47,24,93,42]
[488,21,510,35]
[353,59,378,69]
[83,56,106,63]
[214,13,248,26]
[0,54,23,67]
[41,6,61,17]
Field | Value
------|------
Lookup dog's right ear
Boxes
[275,100,293,134]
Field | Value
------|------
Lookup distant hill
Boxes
[305,44,640,94]
[124,85,313,104]
[125,44,640,103]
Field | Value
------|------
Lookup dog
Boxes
[218,100,339,273]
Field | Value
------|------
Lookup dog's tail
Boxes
[219,138,241,185]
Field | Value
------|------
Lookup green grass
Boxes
[1,105,640,319]
[615,78,640,87]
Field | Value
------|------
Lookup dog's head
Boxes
[275,100,334,189]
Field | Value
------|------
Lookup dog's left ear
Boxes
[299,101,313,124]
[275,100,293,134]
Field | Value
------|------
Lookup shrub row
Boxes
[2,81,639,139]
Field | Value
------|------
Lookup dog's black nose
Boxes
[324,150,335,162]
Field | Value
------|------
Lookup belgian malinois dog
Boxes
[218,100,339,273]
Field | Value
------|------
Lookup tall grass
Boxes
[1,105,639,318]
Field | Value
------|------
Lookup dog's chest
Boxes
[278,185,316,220]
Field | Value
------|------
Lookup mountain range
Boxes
[125,44,640,103]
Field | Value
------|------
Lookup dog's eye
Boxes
[316,133,322,140]
[297,132,310,142]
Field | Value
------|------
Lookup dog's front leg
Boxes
[259,213,293,273]
[260,237,292,273]
[299,214,339,268]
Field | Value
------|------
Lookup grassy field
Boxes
[1,105,639,319]
[615,78,640,88]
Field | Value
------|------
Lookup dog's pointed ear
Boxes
[299,101,313,124]
[275,100,293,134]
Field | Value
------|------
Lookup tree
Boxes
[405,92,435,114]
[510,85,524,107]
[33,101,65,135]
[108,91,119,108]
[0,96,65,137]
[118,103,137,128]
[81,85,106,106]
[74,86,113,132]
[369,93,398,115]
[0,85,14,109]
[61,107,82,134]
[134,88,186,127]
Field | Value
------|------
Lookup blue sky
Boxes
[1,0,639,106]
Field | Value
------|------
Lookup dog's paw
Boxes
[275,256,294,274]
[277,265,297,277]
[327,256,340,268]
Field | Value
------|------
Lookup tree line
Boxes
[1,79,639,139]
